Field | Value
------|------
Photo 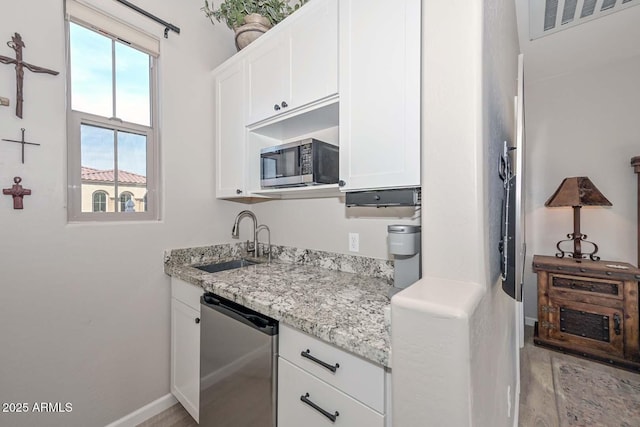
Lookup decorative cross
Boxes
[0,32,59,118]
[3,177,31,209]
[2,128,40,164]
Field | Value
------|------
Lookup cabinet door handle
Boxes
[300,393,339,423]
[614,313,621,335]
[236,189,243,194]
[274,104,281,111]
[300,349,340,373]
[195,317,200,324]
[281,101,288,108]
[338,180,346,187]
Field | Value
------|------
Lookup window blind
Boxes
[65,0,160,56]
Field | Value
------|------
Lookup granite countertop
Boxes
[165,244,392,367]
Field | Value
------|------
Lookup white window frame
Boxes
[65,1,160,222]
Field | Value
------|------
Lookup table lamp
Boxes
[544,176,612,261]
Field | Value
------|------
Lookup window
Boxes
[66,1,159,221]
[92,191,107,212]
[119,191,134,212]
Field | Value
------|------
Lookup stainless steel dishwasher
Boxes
[200,293,278,427]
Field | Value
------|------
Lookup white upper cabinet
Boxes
[246,39,289,125]
[213,0,420,200]
[288,0,338,111]
[338,0,421,192]
[246,0,338,126]
[215,62,247,198]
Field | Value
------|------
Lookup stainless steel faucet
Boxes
[256,224,271,263]
[232,210,258,257]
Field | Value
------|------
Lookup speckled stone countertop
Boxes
[165,244,392,367]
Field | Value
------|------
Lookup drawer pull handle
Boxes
[614,313,621,335]
[301,349,340,373]
[300,393,339,423]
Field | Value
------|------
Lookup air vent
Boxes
[530,0,639,39]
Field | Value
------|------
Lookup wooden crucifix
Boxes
[0,32,59,118]
[3,177,31,209]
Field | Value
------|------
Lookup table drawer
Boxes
[279,324,384,413]
[549,273,622,301]
[278,358,384,427]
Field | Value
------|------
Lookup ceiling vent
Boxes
[530,0,639,39]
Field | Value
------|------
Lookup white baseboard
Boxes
[524,316,537,327]
[105,393,177,427]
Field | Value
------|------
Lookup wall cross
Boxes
[0,32,59,118]
[2,128,40,164]
[3,177,31,209]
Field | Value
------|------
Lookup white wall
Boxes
[523,54,640,319]
[252,197,419,259]
[0,3,417,426]
[392,0,519,425]
[0,1,242,425]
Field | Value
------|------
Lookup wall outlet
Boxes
[348,232,359,252]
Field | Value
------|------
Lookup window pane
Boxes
[93,191,107,212]
[119,192,134,212]
[70,23,113,117]
[81,124,115,213]
[115,42,151,126]
[117,131,147,212]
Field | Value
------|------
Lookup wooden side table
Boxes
[632,155,639,266]
[533,255,640,371]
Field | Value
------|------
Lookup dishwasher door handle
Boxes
[202,294,276,334]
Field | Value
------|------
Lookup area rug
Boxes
[552,356,640,427]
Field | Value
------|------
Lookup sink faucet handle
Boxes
[256,224,272,263]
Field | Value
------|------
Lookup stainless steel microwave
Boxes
[260,138,339,188]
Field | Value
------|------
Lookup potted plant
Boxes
[202,0,307,50]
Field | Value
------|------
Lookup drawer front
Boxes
[279,324,384,412]
[171,278,203,311]
[545,300,624,357]
[549,274,622,301]
[278,358,384,427]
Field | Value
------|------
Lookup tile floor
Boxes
[136,403,196,427]
[518,325,640,427]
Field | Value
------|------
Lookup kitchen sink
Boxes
[195,259,260,273]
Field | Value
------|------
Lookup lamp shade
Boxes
[544,177,612,208]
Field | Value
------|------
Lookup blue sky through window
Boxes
[81,125,146,176]
[71,22,150,178]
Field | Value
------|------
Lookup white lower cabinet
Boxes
[278,324,386,426]
[170,278,203,422]
[278,358,384,427]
